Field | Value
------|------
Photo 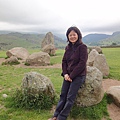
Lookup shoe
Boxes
[48,117,57,120]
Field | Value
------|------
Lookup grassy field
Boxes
[102,47,120,80]
[0,47,120,120]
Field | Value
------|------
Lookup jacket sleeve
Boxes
[62,47,68,76]
[69,45,88,80]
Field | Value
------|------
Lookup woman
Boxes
[48,26,88,120]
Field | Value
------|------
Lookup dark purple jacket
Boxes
[62,40,88,80]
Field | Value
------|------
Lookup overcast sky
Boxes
[0,0,120,37]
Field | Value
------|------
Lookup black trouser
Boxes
[53,76,86,120]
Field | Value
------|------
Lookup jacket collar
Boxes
[68,39,83,48]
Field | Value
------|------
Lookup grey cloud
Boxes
[83,22,120,33]
[0,0,55,25]
[20,24,66,35]
[1,0,120,36]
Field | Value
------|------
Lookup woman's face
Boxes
[68,30,78,44]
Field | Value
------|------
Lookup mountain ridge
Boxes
[0,32,67,50]
[0,31,120,50]
[82,31,120,46]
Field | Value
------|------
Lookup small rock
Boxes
[2,94,8,98]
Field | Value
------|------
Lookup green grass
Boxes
[0,107,51,120]
[50,49,64,65]
[70,94,110,120]
[0,50,6,58]
[0,66,62,120]
[102,47,120,80]
[0,47,120,120]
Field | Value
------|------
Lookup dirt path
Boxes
[0,58,120,120]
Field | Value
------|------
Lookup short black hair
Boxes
[66,26,82,42]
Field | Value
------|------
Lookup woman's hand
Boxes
[64,74,69,80]
[64,74,72,82]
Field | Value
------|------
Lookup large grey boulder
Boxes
[3,56,19,65]
[106,86,120,108]
[6,47,29,60]
[26,51,50,66]
[93,54,109,76]
[75,66,104,107]
[87,48,109,77]
[21,72,55,98]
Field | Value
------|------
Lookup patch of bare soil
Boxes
[102,79,120,92]
[107,103,120,120]
[0,58,5,64]
[102,79,120,120]
[15,62,62,69]
[0,58,120,120]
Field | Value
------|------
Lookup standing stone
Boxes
[42,44,56,56]
[75,66,104,107]
[41,32,56,56]
[87,49,99,66]
[41,32,54,48]
[89,46,102,54]
[93,54,109,76]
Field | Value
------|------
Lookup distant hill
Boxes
[112,31,120,36]
[0,32,67,50]
[0,31,11,35]
[82,31,120,46]
[99,31,120,46]
[82,34,111,46]
[53,35,67,48]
